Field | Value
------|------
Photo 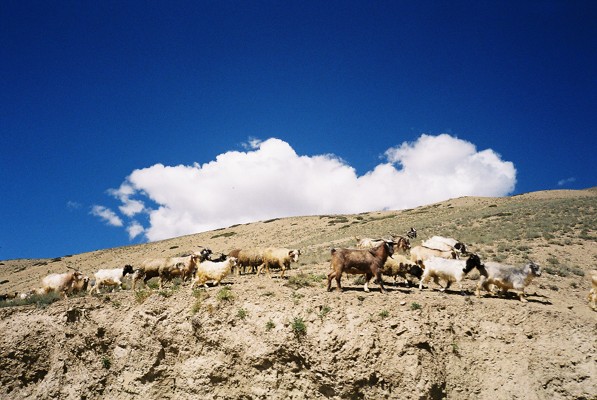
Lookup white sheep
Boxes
[89,265,134,294]
[258,248,301,278]
[410,245,457,265]
[419,254,484,293]
[190,257,237,289]
[475,261,542,302]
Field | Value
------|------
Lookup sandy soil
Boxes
[1,189,595,399]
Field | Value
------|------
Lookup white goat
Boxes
[258,248,301,278]
[475,261,542,302]
[89,265,134,294]
[419,254,483,293]
[190,257,238,289]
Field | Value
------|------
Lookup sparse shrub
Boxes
[146,280,159,290]
[158,289,173,298]
[191,299,202,315]
[237,308,248,320]
[353,275,366,285]
[410,302,422,311]
[318,305,331,320]
[0,292,61,309]
[379,310,389,318]
[216,286,234,302]
[134,290,151,304]
[265,320,275,331]
[291,317,307,337]
[102,357,111,369]
[211,231,236,239]
[287,273,325,289]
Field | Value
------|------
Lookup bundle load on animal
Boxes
[258,248,301,277]
[190,257,237,289]
[475,261,542,302]
[89,265,134,294]
[327,239,395,293]
[40,270,86,298]
[410,245,457,265]
[419,254,484,293]
[421,236,467,254]
[381,254,423,286]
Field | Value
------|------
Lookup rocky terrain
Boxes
[1,188,596,399]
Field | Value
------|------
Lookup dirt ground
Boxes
[1,189,596,399]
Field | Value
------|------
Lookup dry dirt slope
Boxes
[0,188,596,399]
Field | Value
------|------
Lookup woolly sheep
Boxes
[258,248,301,278]
[190,257,237,289]
[381,254,423,286]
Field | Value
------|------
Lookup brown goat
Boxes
[327,241,394,293]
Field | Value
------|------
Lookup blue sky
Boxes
[1,1,596,260]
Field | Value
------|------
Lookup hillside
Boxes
[1,189,596,399]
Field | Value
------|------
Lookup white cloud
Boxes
[97,135,516,241]
[557,177,576,186]
[91,205,124,227]
[126,221,145,240]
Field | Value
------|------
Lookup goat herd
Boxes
[3,229,597,309]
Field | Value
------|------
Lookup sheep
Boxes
[422,236,467,254]
[258,248,301,278]
[588,270,597,311]
[410,245,457,265]
[418,254,484,293]
[89,265,134,294]
[132,258,167,290]
[381,254,423,287]
[475,261,542,302]
[190,257,238,289]
[327,240,395,293]
[356,236,410,253]
[231,248,266,275]
[159,254,204,288]
[41,271,85,298]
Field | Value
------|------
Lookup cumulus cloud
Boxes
[94,135,516,241]
[126,221,145,240]
[91,205,124,227]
